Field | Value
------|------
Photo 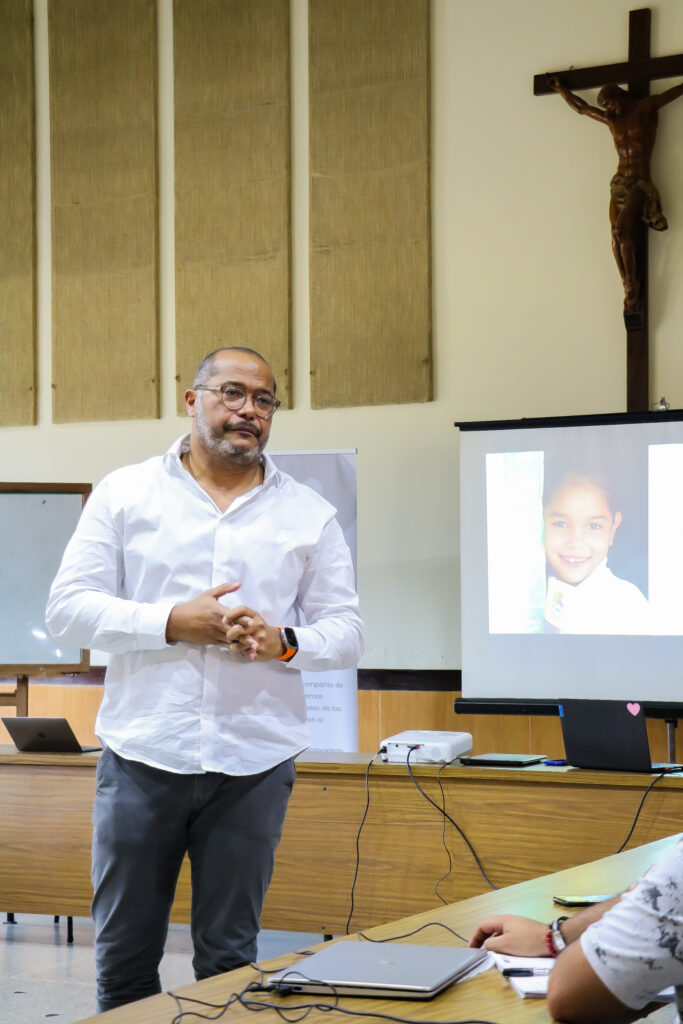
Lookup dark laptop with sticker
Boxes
[559,699,657,773]
[2,717,101,754]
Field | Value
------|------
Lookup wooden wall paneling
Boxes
[529,714,565,760]
[377,689,458,743]
[0,681,103,746]
[3,752,683,931]
[454,709,533,755]
[42,683,103,745]
[0,683,17,740]
[308,0,432,408]
[3,680,680,765]
[174,0,292,409]
[0,762,96,914]
[646,718,675,762]
[0,0,35,425]
[49,0,158,422]
[368,695,544,758]
[357,689,381,752]
[265,762,683,932]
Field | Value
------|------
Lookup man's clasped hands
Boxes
[165,582,284,661]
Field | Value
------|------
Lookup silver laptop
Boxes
[267,941,486,999]
[2,717,101,753]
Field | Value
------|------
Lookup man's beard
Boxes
[194,399,265,465]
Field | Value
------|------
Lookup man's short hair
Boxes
[193,347,277,394]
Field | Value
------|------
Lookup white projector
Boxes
[380,730,473,764]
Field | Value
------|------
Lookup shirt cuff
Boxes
[135,601,178,650]
[279,625,316,668]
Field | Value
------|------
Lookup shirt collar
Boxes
[164,434,280,488]
[575,559,609,591]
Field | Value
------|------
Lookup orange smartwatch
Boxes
[277,626,299,662]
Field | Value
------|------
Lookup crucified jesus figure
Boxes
[549,75,683,312]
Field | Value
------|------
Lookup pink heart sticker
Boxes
[627,702,640,717]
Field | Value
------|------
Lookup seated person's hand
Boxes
[468,914,549,956]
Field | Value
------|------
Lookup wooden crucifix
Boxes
[535,8,683,413]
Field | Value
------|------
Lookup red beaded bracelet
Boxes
[545,929,558,958]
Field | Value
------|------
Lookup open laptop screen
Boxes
[559,699,652,772]
[2,717,101,754]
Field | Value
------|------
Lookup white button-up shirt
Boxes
[46,437,364,775]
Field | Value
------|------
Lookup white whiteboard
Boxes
[0,486,90,671]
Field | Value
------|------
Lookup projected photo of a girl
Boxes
[541,457,649,634]
[485,440,650,635]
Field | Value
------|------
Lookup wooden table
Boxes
[72,833,682,1023]
[2,748,683,935]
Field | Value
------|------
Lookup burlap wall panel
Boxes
[0,0,35,426]
[309,0,431,408]
[174,0,291,408]
[49,0,158,423]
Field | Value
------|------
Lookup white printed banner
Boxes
[271,450,358,752]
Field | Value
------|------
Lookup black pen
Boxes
[502,967,552,977]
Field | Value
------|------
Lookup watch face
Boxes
[283,627,298,649]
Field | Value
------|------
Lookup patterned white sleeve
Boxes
[580,838,683,1011]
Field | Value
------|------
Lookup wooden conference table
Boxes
[73,832,682,1024]
[2,749,683,934]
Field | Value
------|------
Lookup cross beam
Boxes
[534,54,683,95]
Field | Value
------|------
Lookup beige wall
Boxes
[3,0,683,670]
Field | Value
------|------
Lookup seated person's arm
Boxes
[555,843,683,1024]
[469,900,637,1023]
[469,899,620,955]
[547,940,655,1024]
[471,840,683,1024]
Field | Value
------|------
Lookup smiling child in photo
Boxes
[542,464,649,634]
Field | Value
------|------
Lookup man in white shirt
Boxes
[469,836,683,1022]
[46,347,364,1012]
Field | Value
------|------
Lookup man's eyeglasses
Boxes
[194,383,281,419]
